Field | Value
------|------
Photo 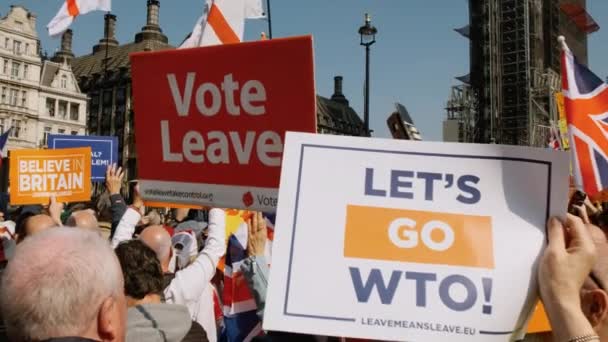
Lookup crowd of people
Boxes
[0,164,606,342]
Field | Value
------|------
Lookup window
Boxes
[21,91,26,107]
[46,98,56,117]
[1,87,6,104]
[13,40,21,55]
[2,59,7,74]
[61,75,67,89]
[11,120,21,138]
[58,128,65,135]
[11,62,19,78]
[23,64,28,80]
[24,43,29,55]
[43,126,51,144]
[9,89,18,106]
[70,103,79,121]
[58,101,67,119]
[0,118,5,134]
[4,38,8,49]
[71,130,78,135]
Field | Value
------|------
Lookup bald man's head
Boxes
[139,225,172,272]
[66,210,98,230]
[17,214,56,244]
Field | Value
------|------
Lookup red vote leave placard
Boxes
[130,36,317,211]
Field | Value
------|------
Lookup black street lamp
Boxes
[359,13,377,136]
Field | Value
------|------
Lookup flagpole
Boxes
[266,0,273,39]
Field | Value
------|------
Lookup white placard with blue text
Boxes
[264,132,570,342]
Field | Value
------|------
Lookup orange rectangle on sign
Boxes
[344,205,494,269]
[9,147,92,205]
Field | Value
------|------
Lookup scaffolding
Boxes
[445,84,477,143]
[448,0,595,147]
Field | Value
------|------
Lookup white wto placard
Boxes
[264,132,570,342]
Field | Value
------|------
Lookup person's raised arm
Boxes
[48,195,63,227]
[106,164,127,235]
[539,214,599,341]
[165,208,226,304]
[107,165,142,248]
[241,212,269,320]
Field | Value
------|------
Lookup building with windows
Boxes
[317,76,365,136]
[0,5,87,151]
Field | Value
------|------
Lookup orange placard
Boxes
[9,147,92,205]
[526,301,551,333]
[344,205,494,269]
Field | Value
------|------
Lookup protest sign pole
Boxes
[266,0,273,39]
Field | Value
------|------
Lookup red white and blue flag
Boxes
[561,37,608,196]
[0,128,11,167]
[548,126,562,151]
[220,213,274,342]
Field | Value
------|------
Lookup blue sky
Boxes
[4,1,608,140]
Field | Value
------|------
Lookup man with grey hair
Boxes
[0,227,126,341]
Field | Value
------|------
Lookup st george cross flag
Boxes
[548,126,561,151]
[0,128,11,167]
[561,36,608,196]
[48,0,111,37]
[180,0,265,48]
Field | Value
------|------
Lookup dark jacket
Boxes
[183,321,210,342]
[110,194,128,239]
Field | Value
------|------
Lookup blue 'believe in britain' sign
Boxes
[48,135,118,181]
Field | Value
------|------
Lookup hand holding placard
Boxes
[264,133,571,342]
[538,215,597,340]
[247,212,267,257]
[48,195,64,227]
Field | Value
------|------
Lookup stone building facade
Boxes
[0,5,87,151]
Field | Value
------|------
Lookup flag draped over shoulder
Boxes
[220,210,274,342]
[561,36,608,196]
[48,0,111,37]
[180,0,265,49]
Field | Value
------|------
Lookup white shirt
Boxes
[111,208,226,340]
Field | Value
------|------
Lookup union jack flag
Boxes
[220,212,274,342]
[561,37,608,196]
